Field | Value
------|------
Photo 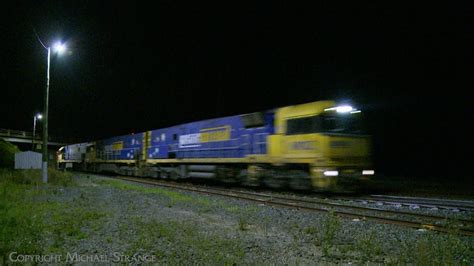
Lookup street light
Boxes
[53,42,66,54]
[32,113,42,150]
[35,34,67,183]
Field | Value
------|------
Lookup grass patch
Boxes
[98,179,192,200]
[96,179,214,207]
[125,217,245,264]
[0,178,43,263]
[0,168,76,187]
[394,232,472,265]
[0,169,104,262]
[45,205,106,253]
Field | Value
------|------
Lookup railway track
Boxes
[113,176,474,237]
[340,195,474,212]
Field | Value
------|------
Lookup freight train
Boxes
[57,100,374,190]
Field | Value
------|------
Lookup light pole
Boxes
[32,113,42,150]
[37,39,67,183]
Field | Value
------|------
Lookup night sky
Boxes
[1,2,473,177]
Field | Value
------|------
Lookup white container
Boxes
[14,151,42,169]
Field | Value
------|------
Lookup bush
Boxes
[0,140,20,168]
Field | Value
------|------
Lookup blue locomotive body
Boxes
[63,142,88,161]
[146,111,274,160]
[95,133,144,161]
[71,111,274,163]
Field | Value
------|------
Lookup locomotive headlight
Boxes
[336,105,353,113]
[323,170,339,176]
[362,170,375,175]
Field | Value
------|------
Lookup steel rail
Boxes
[368,195,474,210]
[337,195,474,212]
[370,195,474,205]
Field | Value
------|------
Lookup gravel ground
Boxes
[31,173,474,264]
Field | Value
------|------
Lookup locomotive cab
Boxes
[269,100,374,189]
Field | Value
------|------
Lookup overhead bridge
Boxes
[0,129,69,147]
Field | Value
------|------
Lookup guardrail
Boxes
[0,128,79,144]
[0,129,34,138]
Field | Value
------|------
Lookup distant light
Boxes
[36,113,43,119]
[362,170,375,175]
[53,42,66,54]
[323,171,339,176]
[324,105,355,113]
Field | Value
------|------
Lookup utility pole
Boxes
[42,47,50,183]
[34,28,67,183]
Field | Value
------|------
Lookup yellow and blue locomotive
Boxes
[57,100,374,189]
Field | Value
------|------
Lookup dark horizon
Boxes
[1,2,472,177]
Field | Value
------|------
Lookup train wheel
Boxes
[218,167,239,184]
[262,170,287,189]
[289,171,312,190]
[240,169,260,187]
[170,169,180,180]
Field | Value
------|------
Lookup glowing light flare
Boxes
[362,170,375,175]
[324,105,356,113]
[336,105,353,113]
[323,171,339,176]
[53,42,66,54]
[36,113,43,119]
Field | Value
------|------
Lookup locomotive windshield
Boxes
[286,113,365,135]
[319,113,365,135]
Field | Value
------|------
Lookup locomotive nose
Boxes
[328,137,371,162]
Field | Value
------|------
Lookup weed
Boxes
[304,226,318,236]
[261,216,272,236]
[238,216,248,231]
[355,230,382,262]
[319,211,341,257]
